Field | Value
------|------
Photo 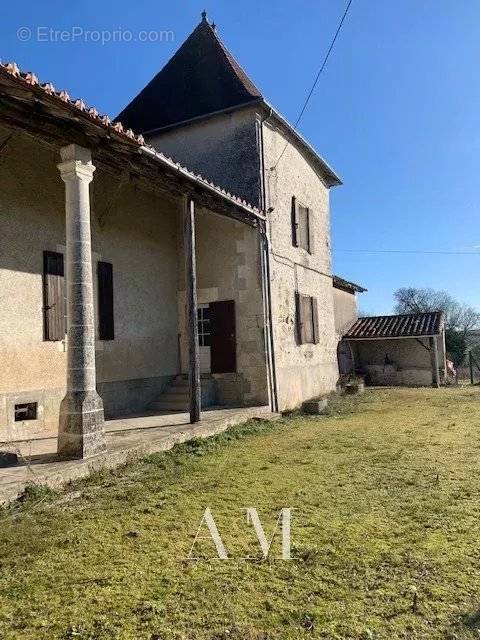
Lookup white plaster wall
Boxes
[262,121,339,409]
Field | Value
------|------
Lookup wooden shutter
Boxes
[291,196,299,247]
[307,209,314,254]
[98,261,114,340]
[43,251,65,341]
[301,295,314,343]
[297,206,307,250]
[312,297,320,344]
[295,291,302,344]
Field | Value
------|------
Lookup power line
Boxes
[271,0,354,171]
[335,249,480,256]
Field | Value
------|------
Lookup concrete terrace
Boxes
[0,406,276,506]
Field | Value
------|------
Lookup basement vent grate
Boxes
[14,402,38,422]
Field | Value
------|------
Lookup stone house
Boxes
[117,13,343,410]
[0,14,346,457]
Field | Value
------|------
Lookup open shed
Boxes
[342,311,446,387]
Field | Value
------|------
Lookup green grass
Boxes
[1,387,480,639]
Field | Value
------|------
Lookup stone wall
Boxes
[148,106,262,208]
[262,120,339,410]
[147,106,341,411]
[352,336,446,386]
[333,287,358,337]
[176,211,269,407]
[0,130,269,440]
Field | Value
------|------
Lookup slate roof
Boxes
[116,15,262,133]
[115,15,341,188]
[333,275,367,294]
[344,312,444,340]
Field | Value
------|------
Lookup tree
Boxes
[393,287,480,366]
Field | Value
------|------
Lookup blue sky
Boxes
[2,1,479,314]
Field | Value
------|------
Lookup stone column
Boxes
[57,144,106,459]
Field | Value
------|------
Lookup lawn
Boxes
[1,387,480,639]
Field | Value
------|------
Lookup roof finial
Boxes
[201,10,208,22]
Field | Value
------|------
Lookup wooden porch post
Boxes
[429,336,440,388]
[184,196,201,423]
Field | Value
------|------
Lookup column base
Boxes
[58,391,106,459]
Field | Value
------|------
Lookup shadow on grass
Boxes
[445,607,480,638]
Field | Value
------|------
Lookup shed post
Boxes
[183,196,201,423]
[429,336,440,388]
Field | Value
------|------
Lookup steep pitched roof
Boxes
[116,15,262,133]
[344,312,444,340]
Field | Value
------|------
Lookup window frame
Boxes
[197,305,211,348]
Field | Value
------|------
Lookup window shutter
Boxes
[43,251,65,341]
[98,261,114,340]
[295,291,302,344]
[307,209,314,254]
[312,297,320,344]
[291,196,299,247]
[301,295,313,343]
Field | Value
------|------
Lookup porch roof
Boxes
[0,61,264,227]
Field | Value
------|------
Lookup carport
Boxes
[341,311,446,387]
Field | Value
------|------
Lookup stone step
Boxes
[150,376,217,412]
[167,386,191,396]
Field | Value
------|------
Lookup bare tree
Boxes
[393,287,480,337]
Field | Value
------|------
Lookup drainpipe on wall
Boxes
[257,108,279,413]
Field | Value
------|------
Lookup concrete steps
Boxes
[150,375,216,412]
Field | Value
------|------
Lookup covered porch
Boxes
[0,62,273,462]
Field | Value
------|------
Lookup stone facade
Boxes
[150,107,262,208]
[176,211,268,407]
[351,335,447,386]
[148,109,340,411]
[0,129,267,441]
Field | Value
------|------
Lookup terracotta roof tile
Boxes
[0,60,262,216]
[344,312,444,340]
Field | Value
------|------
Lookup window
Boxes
[295,292,320,345]
[98,261,114,340]
[291,197,313,253]
[43,251,66,341]
[197,306,211,347]
[15,402,38,422]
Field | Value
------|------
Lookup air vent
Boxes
[14,402,38,422]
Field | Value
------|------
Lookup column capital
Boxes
[57,144,95,183]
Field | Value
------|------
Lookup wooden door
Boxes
[210,300,236,374]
